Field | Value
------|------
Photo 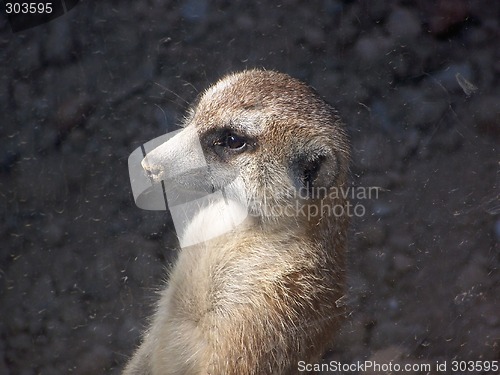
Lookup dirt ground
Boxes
[0,1,498,374]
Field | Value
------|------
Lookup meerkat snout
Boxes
[141,126,208,184]
[124,69,350,375]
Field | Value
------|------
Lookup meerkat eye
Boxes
[225,134,246,150]
[214,132,247,151]
[211,129,256,159]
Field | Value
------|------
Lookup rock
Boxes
[127,247,165,286]
[354,133,394,172]
[42,222,65,247]
[393,253,415,273]
[456,262,490,291]
[386,7,421,40]
[304,26,325,49]
[427,0,469,37]
[51,248,84,292]
[397,86,448,130]
[332,319,366,349]
[55,94,94,133]
[336,13,360,46]
[470,95,500,139]
[370,100,392,133]
[363,1,389,23]
[137,211,173,240]
[114,316,143,350]
[235,14,254,31]
[12,81,34,108]
[66,128,88,153]
[0,72,9,109]
[0,353,9,375]
[60,301,86,330]
[463,26,490,46]
[366,346,404,374]
[28,275,55,312]
[426,125,462,155]
[477,302,500,327]
[360,222,387,247]
[388,49,414,79]
[432,62,474,94]
[354,33,392,65]
[43,18,73,63]
[347,275,371,305]
[340,76,370,103]
[7,333,32,352]
[367,345,430,375]
[397,129,420,159]
[372,201,397,217]
[14,41,41,75]
[181,0,208,21]
[357,172,397,190]
[323,0,342,17]
[361,249,390,282]
[81,252,121,301]
[73,344,113,375]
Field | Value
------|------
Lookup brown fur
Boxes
[123,70,350,375]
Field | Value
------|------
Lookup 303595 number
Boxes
[5,2,53,14]
[451,360,499,372]
[4,1,82,32]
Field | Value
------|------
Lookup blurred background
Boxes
[0,0,498,373]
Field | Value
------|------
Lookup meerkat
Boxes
[123,69,350,375]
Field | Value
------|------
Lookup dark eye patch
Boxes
[202,127,257,159]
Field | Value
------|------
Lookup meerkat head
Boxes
[142,70,350,230]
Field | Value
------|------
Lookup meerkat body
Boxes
[124,70,350,375]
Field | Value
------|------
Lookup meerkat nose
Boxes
[141,155,163,183]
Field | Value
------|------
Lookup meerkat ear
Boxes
[290,148,338,198]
